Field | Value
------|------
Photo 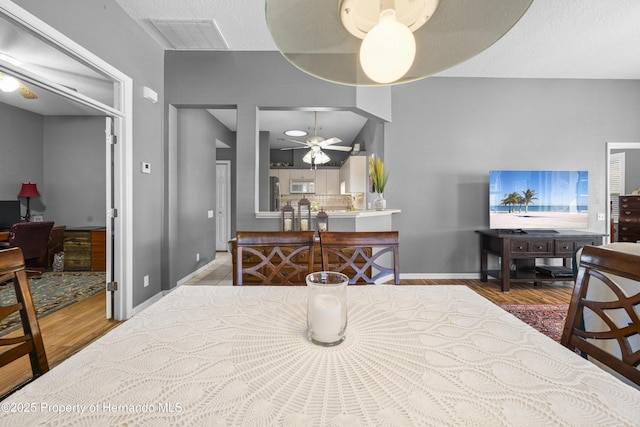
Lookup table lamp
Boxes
[17,182,41,221]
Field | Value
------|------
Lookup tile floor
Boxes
[183,252,233,286]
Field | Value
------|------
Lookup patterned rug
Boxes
[0,271,105,335]
[499,304,569,342]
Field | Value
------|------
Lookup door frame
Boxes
[216,160,231,251]
[606,141,640,244]
[1,3,134,320]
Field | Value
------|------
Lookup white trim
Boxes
[1,2,134,320]
[399,273,482,280]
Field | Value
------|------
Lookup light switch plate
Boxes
[208,210,214,218]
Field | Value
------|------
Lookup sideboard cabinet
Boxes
[477,230,606,292]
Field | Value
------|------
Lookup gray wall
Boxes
[388,77,640,273]
[0,103,43,217]
[43,116,105,227]
[165,51,392,234]
[17,0,165,306]
[167,51,640,275]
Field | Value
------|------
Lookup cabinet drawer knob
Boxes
[518,246,523,250]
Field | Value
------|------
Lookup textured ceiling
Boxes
[114,0,640,80]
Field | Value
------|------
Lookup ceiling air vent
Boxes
[150,19,229,50]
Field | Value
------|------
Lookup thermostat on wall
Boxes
[141,162,151,174]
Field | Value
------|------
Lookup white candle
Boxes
[284,218,292,231]
[300,219,309,231]
[311,294,342,342]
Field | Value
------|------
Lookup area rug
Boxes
[0,271,105,335]
[499,304,569,342]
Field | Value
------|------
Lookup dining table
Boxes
[1,284,639,426]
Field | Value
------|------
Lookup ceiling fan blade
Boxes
[319,137,342,146]
[280,138,309,146]
[17,84,38,100]
[280,146,310,151]
[323,145,352,152]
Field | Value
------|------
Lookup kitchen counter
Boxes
[255,209,401,219]
[254,209,401,232]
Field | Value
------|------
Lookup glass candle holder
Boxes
[306,271,348,346]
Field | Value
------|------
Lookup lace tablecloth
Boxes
[2,285,640,426]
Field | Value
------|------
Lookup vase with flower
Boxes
[370,155,389,211]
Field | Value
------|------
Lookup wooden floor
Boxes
[402,278,574,305]
[0,261,574,398]
[0,290,121,397]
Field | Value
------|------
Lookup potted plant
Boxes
[369,154,388,210]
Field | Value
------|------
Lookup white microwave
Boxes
[290,180,315,194]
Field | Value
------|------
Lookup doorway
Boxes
[216,161,231,251]
[606,142,640,243]
[1,4,133,320]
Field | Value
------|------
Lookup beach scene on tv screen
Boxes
[489,170,589,230]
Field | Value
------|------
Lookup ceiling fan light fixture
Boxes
[359,9,416,84]
[266,0,533,86]
[0,74,20,92]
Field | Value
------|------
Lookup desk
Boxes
[477,229,606,291]
[0,231,8,242]
[3,285,639,425]
[63,227,106,271]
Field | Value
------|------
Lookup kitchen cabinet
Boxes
[289,169,315,181]
[340,156,367,194]
[279,169,290,194]
[315,169,327,194]
[326,169,340,194]
[312,169,340,194]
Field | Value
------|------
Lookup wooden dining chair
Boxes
[320,231,400,285]
[235,231,316,285]
[0,247,49,399]
[561,244,640,387]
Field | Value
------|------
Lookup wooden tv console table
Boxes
[476,230,606,292]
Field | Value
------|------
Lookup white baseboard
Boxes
[400,273,482,280]
[376,272,481,283]
[130,291,164,317]
[176,258,219,286]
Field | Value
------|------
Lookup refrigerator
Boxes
[269,176,280,211]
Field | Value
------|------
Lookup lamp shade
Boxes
[266,0,533,86]
[18,182,41,198]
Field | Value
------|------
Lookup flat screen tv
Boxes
[489,170,588,231]
[0,200,21,230]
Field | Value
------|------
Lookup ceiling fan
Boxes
[0,72,38,99]
[280,112,353,154]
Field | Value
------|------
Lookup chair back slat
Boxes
[0,247,49,399]
[561,245,640,386]
[320,231,400,285]
[235,231,316,285]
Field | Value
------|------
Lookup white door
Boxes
[216,161,231,251]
